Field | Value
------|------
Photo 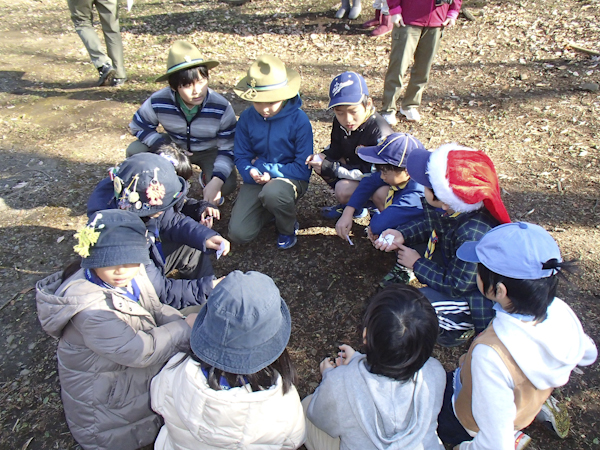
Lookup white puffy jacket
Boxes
[151,354,306,450]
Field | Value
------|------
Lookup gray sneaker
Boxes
[111,78,126,87]
[536,395,570,439]
[97,63,116,86]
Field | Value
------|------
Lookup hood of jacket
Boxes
[345,355,443,450]
[152,355,306,449]
[36,270,109,338]
[494,298,598,390]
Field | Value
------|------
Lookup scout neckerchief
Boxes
[384,180,409,209]
[424,211,461,260]
[85,268,141,303]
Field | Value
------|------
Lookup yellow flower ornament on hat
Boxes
[234,55,301,102]
[155,40,219,82]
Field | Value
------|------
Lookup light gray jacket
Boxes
[36,267,192,450]
[307,353,446,450]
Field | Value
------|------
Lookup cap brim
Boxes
[155,60,220,82]
[233,68,300,102]
[456,241,481,263]
[327,96,363,109]
[357,145,387,164]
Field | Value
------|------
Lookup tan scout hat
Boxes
[156,40,219,82]
[234,55,300,102]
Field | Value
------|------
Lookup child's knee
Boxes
[335,180,358,204]
[228,223,256,245]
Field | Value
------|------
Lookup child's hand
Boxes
[250,168,271,184]
[392,13,405,27]
[396,244,421,269]
[202,178,224,206]
[200,206,220,228]
[373,229,404,251]
[319,357,335,375]
[335,210,354,240]
[366,226,377,243]
[212,276,225,288]
[305,154,323,174]
[205,235,230,256]
[336,344,356,366]
[443,17,456,27]
[185,312,198,327]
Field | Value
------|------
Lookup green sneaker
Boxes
[378,263,412,289]
[536,395,570,439]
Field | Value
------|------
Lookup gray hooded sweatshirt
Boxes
[36,267,191,450]
[307,353,446,450]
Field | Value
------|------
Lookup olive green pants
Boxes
[67,0,126,79]
[382,25,442,112]
[228,178,308,244]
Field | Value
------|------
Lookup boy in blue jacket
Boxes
[87,153,230,309]
[229,55,313,250]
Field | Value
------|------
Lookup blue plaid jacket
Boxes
[397,198,499,332]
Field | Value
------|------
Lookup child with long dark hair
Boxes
[150,271,306,449]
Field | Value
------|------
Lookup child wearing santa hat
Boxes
[374,143,511,347]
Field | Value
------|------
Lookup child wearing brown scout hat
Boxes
[127,40,237,206]
[229,55,313,250]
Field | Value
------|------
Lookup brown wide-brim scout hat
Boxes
[155,40,219,82]
[234,55,300,102]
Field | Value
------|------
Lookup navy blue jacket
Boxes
[87,178,218,308]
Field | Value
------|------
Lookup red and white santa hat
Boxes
[423,144,511,224]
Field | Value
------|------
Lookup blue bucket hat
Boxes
[111,153,186,217]
[457,222,562,279]
[190,271,292,374]
[328,71,369,109]
[75,209,151,269]
[357,133,425,168]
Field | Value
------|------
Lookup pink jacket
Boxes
[387,0,462,27]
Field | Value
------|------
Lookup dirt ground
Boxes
[0,0,599,448]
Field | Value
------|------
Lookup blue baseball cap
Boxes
[328,72,369,109]
[357,133,425,168]
[457,222,562,279]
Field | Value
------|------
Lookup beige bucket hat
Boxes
[234,55,300,102]
[156,40,219,82]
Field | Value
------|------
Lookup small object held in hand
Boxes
[312,153,324,163]
[377,234,394,245]
[347,235,354,246]
[216,241,226,260]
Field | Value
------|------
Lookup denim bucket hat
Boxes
[76,209,151,269]
[111,153,186,217]
[190,271,292,374]
[457,222,562,279]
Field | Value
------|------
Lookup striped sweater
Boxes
[129,87,237,180]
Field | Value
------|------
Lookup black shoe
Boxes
[97,63,116,86]
[437,328,475,348]
[111,77,126,87]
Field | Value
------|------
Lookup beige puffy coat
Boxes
[36,267,192,450]
[151,354,306,449]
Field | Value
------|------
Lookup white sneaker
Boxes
[399,107,421,122]
[381,112,398,126]
[514,431,531,450]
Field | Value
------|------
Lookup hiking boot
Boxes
[321,204,367,220]
[437,328,475,348]
[111,77,126,87]
[378,263,412,289]
[514,431,531,450]
[399,107,421,122]
[277,221,299,250]
[97,63,116,86]
[536,395,570,439]
[381,112,398,126]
